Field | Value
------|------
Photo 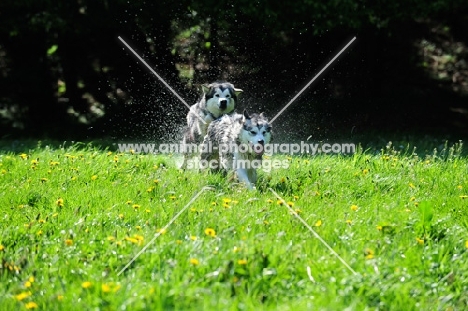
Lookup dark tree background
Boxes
[0,0,467,141]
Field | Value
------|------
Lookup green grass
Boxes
[0,140,467,310]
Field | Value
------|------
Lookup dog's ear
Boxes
[234,88,243,97]
[243,109,251,120]
[259,112,266,118]
[201,84,210,94]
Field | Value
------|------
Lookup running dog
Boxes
[200,110,272,189]
[180,81,243,169]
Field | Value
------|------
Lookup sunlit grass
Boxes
[0,141,467,310]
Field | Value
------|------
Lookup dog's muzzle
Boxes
[219,99,227,110]
[251,140,265,156]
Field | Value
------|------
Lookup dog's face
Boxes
[240,110,272,156]
[202,82,243,118]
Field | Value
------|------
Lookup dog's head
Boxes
[240,110,272,156]
[202,82,243,118]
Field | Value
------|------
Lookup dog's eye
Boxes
[215,94,220,97]
[226,94,230,98]
[250,131,257,135]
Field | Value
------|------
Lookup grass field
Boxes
[0,140,467,310]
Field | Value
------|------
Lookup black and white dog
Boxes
[180,81,243,169]
[200,110,272,189]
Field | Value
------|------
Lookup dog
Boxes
[180,81,243,169]
[200,110,272,189]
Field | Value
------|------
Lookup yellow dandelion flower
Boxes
[280,177,286,183]
[57,295,64,301]
[263,220,269,225]
[154,179,159,184]
[314,220,322,227]
[232,200,239,204]
[409,183,415,189]
[222,203,231,209]
[24,281,32,288]
[364,248,374,260]
[287,201,294,207]
[25,302,38,309]
[276,200,283,205]
[15,291,32,301]
[146,187,154,193]
[204,228,216,237]
[20,154,28,160]
[295,208,302,214]
[211,202,217,206]
[376,225,383,231]
[134,234,144,241]
[82,281,92,289]
[190,236,197,241]
[190,208,197,212]
[132,204,140,210]
[457,185,463,190]
[56,198,64,207]
[65,239,73,246]
[91,175,98,180]
[126,200,132,205]
[237,259,248,265]
[156,228,167,234]
[346,219,352,225]
[135,225,141,231]
[233,246,241,253]
[460,195,468,199]
[37,230,43,236]
[31,159,39,165]
[169,195,176,200]
[266,199,273,204]
[293,195,299,200]
[176,240,182,245]
[107,236,115,241]
[223,198,232,203]
[190,258,199,265]
[40,178,48,182]
[102,283,111,293]
[0,245,4,251]
[145,209,151,213]
[118,214,124,219]
[350,205,358,211]
[362,169,369,174]
[416,238,424,245]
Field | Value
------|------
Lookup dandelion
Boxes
[295,209,302,214]
[457,185,463,190]
[280,177,286,183]
[156,228,167,234]
[20,154,28,160]
[276,200,283,205]
[145,209,151,213]
[56,198,64,207]
[146,187,154,193]
[204,228,216,237]
[37,230,43,236]
[25,302,38,309]
[237,259,248,265]
[15,291,32,301]
[190,236,197,241]
[91,175,98,181]
[169,195,176,200]
[287,201,294,207]
[460,195,468,199]
[82,281,92,289]
[65,239,73,246]
[223,198,232,204]
[314,220,322,227]
[266,199,273,204]
[346,219,352,225]
[118,214,124,219]
[57,295,64,301]
[31,159,39,166]
[126,200,132,205]
[102,283,111,293]
[409,183,415,189]
[125,236,140,245]
[364,248,374,260]
[135,225,141,231]
[293,195,299,200]
[190,258,199,265]
[362,169,369,175]
[0,245,4,251]
[233,246,241,253]
[132,204,140,210]
[376,225,383,231]
[222,202,231,209]
[154,179,159,184]
[176,240,182,245]
[40,178,48,182]
[350,205,358,211]
[416,238,424,245]
[24,280,32,288]
[107,236,115,241]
